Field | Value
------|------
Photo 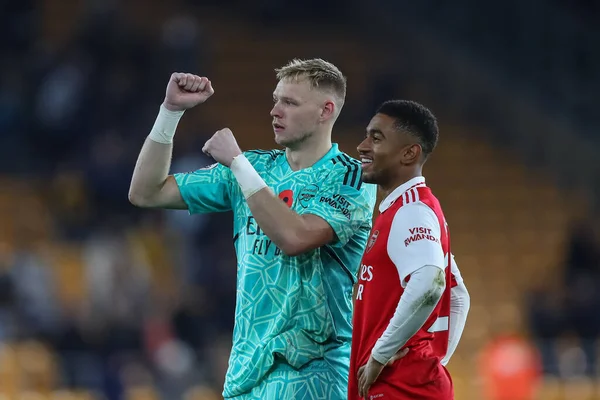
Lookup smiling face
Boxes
[357,113,423,185]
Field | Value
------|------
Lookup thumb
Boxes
[206,80,215,95]
[386,348,409,366]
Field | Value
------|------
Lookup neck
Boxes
[379,166,423,200]
[285,131,332,171]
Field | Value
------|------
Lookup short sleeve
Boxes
[300,169,377,247]
[173,163,234,214]
[387,203,445,285]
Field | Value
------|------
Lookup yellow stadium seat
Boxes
[125,386,160,400]
[0,342,20,397]
[563,378,596,400]
[184,385,221,400]
[48,243,86,306]
[50,390,100,400]
[17,392,49,400]
[535,376,563,400]
[16,341,58,390]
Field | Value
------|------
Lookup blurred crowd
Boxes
[528,220,600,379]
[1,1,238,398]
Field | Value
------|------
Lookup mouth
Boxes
[273,122,285,133]
[360,156,373,169]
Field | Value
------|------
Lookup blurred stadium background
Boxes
[1,0,600,399]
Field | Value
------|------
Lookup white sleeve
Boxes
[441,257,470,366]
[450,253,464,286]
[370,203,447,365]
[388,203,446,286]
[371,265,446,364]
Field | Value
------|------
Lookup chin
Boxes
[275,134,301,148]
[360,172,377,184]
[274,135,290,147]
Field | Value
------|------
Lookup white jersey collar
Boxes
[379,176,426,213]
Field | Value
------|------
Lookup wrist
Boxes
[148,104,185,144]
[370,351,389,366]
[230,154,268,199]
[162,100,186,112]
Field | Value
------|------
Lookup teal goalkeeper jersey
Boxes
[174,144,377,398]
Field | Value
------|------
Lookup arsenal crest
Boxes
[366,230,379,253]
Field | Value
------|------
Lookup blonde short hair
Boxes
[275,58,347,109]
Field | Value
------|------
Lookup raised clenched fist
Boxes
[163,73,214,112]
[202,128,242,167]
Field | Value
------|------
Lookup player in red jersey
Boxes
[349,100,470,399]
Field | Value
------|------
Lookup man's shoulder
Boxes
[328,152,376,197]
[329,151,361,169]
[390,200,442,230]
[413,186,444,216]
[322,151,364,190]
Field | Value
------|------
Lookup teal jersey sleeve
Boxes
[173,163,234,214]
[301,163,377,247]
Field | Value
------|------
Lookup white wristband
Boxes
[230,154,268,199]
[148,104,185,144]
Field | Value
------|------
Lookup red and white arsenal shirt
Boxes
[349,176,462,395]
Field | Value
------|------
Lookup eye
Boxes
[284,99,294,106]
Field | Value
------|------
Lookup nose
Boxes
[270,104,282,118]
[357,137,370,154]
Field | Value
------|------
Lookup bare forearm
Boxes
[229,153,305,254]
[129,104,186,209]
[246,188,307,255]
[229,154,334,256]
[129,73,215,208]
[129,138,174,206]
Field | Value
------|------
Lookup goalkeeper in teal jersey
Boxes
[129,59,376,399]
